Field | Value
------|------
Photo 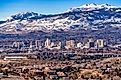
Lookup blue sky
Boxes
[0,0,121,20]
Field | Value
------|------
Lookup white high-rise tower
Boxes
[45,38,51,49]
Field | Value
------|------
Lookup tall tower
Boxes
[96,39,104,48]
[88,38,95,48]
[28,41,33,53]
[35,40,41,49]
[29,41,33,49]
[45,38,51,49]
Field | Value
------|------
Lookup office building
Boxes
[65,40,75,49]
[35,40,42,49]
[83,38,95,49]
[12,41,25,50]
[45,38,51,49]
[76,42,83,49]
[96,39,105,48]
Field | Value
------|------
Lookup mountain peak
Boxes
[66,3,118,12]
[79,3,118,8]
[80,3,111,8]
[7,11,40,21]
[11,11,38,16]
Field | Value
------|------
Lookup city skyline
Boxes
[0,0,121,20]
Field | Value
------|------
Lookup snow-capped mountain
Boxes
[66,3,118,12]
[1,3,121,32]
[7,12,45,21]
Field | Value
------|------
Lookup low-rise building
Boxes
[76,42,83,49]
[12,41,25,50]
[4,56,27,60]
[50,41,62,50]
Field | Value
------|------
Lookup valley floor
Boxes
[0,56,121,80]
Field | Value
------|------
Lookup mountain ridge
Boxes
[1,3,121,32]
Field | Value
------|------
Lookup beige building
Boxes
[96,39,104,48]
[65,40,75,49]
